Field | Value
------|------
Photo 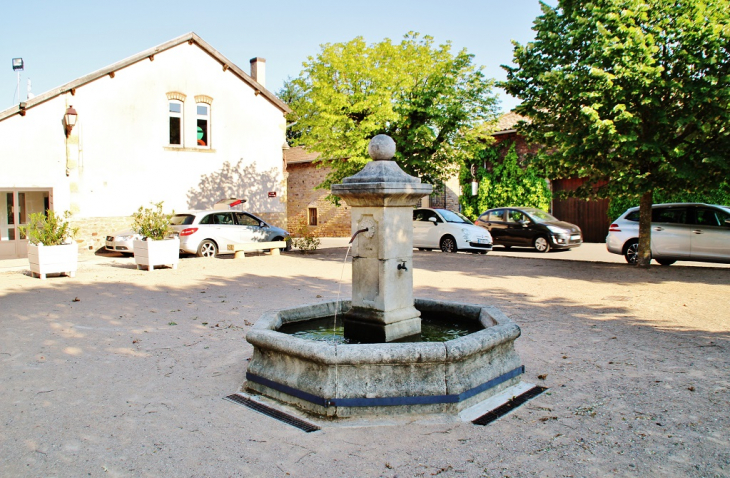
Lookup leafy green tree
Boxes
[288,33,500,201]
[277,77,304,144]
[460,142,552,220]
[501,0,730,267]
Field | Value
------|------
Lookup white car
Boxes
[105,230,142,255]
[413,208,492,253]
[170,210,290,257]
[606,203,730,265]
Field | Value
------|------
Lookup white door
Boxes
[413,209,441,248]
[650,207,691,259]
[690,207,730,261]
[0,191,17,259]
[234,212,264,243]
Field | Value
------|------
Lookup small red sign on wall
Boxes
[268,192,277,198]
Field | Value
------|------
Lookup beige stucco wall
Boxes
[0,42,287,253]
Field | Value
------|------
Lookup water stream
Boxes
[331,243,352,344]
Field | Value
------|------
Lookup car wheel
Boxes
[440,236,457,253]
[534,236,550,253]
[624,240,639,264]
[656,258,676,266]
[273,236,291,252]
[197,240,218,258]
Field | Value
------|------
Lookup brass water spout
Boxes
[349,228,369,244]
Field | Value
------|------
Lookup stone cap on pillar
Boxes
[331,135,433,207]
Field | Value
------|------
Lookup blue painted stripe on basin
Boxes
[246,365,524,408]
[246,372,328,407]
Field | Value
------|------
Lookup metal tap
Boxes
[349,228,369,244]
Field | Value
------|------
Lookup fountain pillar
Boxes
[331,135,432,343]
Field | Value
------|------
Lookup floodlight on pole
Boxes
[12,58,24,104]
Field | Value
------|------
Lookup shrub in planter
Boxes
[132,201,173,241]
[131,202,179,271]
[19,210,79,279]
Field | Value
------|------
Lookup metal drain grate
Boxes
[224,394,321,433]
[472,386,548,426]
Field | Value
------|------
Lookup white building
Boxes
[0,32,291,259]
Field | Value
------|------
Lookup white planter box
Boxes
[133,237,180,271]
[28,243,79,280]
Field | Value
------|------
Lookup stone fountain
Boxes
[243,135,529,421]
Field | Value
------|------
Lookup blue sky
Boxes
[2,0,549,113]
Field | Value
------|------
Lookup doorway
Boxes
[0,189,51,259]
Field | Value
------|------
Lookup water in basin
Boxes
[278,313,483,344]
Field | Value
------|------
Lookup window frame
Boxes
[196,102,211,148]
[168,100,184,146]
[308,207,318,226]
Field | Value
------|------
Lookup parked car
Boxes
[169,210,290,257]
[606,203,730,265]
[412,208,493,253]
[105,231,142,255]
[474,207,582,252]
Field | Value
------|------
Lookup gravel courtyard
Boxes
[1,248,728,477]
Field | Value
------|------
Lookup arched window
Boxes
[168,100,183,146]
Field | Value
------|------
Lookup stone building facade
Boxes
[285,146,446,238]
[285,147,351,237]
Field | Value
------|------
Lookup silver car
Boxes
[170,210,290,257]
[606,203,730,265]
[105,230,142,255]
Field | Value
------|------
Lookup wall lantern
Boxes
[64,106,78,137]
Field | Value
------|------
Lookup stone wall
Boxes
[425,175,461,212]
[286,162,351,237]
[492,132,541,161]
[72,216,134,254]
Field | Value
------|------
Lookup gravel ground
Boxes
[1,248,728,477]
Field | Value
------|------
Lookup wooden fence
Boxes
[551,178,610,243]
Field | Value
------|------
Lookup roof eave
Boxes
[0,32,291,122]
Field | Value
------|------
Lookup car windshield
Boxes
[170,214,195,225]
[523,209,558,223]
[437,209,472,224]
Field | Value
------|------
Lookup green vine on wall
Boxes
[459,142,552,220]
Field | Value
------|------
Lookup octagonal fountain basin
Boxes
[244,298,526,419]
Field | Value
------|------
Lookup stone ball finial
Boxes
[368,134,396,161]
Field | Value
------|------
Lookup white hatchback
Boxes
[413,208,493,254]
[170,210,290,257]
[606,203,730,265]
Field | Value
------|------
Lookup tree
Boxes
[277,77,304,144]
[501,0,730,267]
[287,33,500,202]
[459,142,552,220]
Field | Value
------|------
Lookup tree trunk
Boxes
[637,190,653,268]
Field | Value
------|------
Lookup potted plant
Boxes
[131,201,179,271]
[20,210,79,280]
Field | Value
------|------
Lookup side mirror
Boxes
[428,217,438,225]
[259,221,266,228]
